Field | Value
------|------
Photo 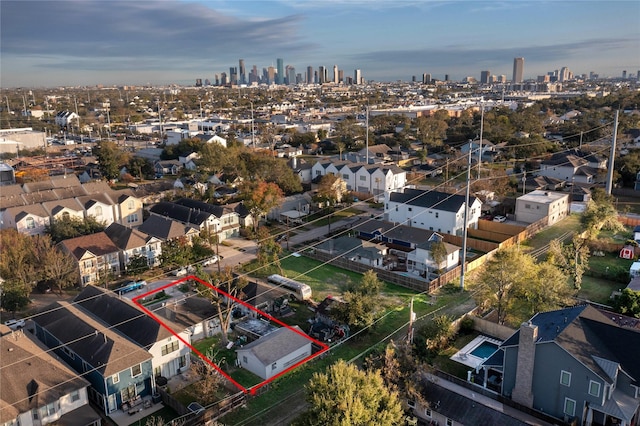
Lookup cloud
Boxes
[1,0,316,70]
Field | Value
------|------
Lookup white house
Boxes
[406,233,460,278]
[54,110,79,127]
[385,188,481,236]
[42,198,85,223]
[77,193,117,226]
[515,190,570,226]
[0,203,51,235]
[236,326,311,380]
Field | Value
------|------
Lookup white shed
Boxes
[629,262,640,278]
[236,326,311,380]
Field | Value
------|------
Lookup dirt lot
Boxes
[1,290,77,324]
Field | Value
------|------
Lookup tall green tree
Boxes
[95,140,128,180]
[613,288,640,318]
[547,236,590,290]
[581,188,625,238]
[469,247,536,325]
[255,227,282,275]
[295,360,403,426]
[46,216,106,243]
[0,229,39,290]
[242,180,284,232]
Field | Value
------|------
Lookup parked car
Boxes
[172,267,187,277]
[202,255,219,266]
[493,215,507,223]
[4,319,25,330]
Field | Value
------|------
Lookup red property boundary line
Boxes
[131,275,329,395]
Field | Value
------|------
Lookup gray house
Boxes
[480,305,640,425]
[236,326,311,380]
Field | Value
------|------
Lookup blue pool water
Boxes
[470,341,499,358]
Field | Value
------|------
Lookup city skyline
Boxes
[1,0,639,88]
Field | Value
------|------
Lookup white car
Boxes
[4,319,25,331]
[202,256,219,266]
[172,267,187,277]
[493,215,507,223]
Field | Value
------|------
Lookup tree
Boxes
[547,236,590,290]
[513,261,575,317]
[159,237,191,268]
[95,140,128,180]
[128,156,154,180]
[581,189,625,238]
[295,360,403,426]
[127,254,150,275]
[46,216,106,243]
[416,314,454,354]
[185,360,223,406]
[333,270,382,330]
[255,227,282,275]
[316,174,347,206]
[0,229,39,290]
[348,269,382,297]
[416,113,448,149]
[613,288,640,318]
[0,280,31,313]
[429,240,448,273]
[196,267,247,345]
[469,247,536,325]
[364,341,430,410]
[242,180,284,232]
[35,236,77,294]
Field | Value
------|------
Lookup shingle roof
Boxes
[104,222,153,250]
[389,188,477,213]
[73,286,180,349]
[150,201,213,226]
[236,326,310,365]
[0,328,90,423]
[32,301,151,377]
[60,231,120,259]
[138,215,198,241]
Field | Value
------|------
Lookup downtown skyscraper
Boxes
[276,58,284,85]
[513,57,524,83]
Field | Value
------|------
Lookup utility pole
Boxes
[477,100,484,179]
[460,146,473,290]
[605,110,619,195]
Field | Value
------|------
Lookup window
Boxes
[26,217,35,229]
[95,206,103,217]
[45,401,58,416]
[61,346,75,360]
[342,174,349,180]
[560,370,571,386]
[112,373,119,384]
[178,355,187,369]
[121,385,135,402]
[127,213,138,223]
[131,364,142,377]
[425,408,431,417]
[435,212,439,218]
[408,207,412,212]
[446,419,453,426]
[243,356,248,364]
[127,199,135,209]
[359,175,366,181]
[407,400,415,408]
[161,340,180,356]
[589,380,601,397]
[564,398,576,416]
[70,390,81,402]
[272,362,277,371]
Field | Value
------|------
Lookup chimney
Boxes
[511,321,538,407]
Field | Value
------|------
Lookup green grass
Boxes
[520,214,582,250]
[578,276,623,305]
[432,332,479,379]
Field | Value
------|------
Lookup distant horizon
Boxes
[1,1,638,88]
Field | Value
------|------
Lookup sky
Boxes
[1,0,639,88]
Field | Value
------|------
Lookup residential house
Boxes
[74,286,192,381]
[0,325,100,426]
[77,193,117,226]
[173,198,241,241]
[267,193,312,221]
[149,200,217,235]
[479,305,640,426]
[287,157,313,184]
[153,160,182,176]
[514,190,570,226]
[178,152,199,170]
[113,192,143,227]
[460,138,500,162]
[314,235,388,269]
[311,160,407,200]
[518,175,565,193]
[42,198,85,223]
[59,232,121,286]
[406,233,460,278]
[0,203,51,235]
[410,381,529,426]
[537,149,606,184]
[104,222,162,270]
[385,188,481,236]
[236,326,312,380]
[32,301,154,415]
[54,110,79,128]
[137,215,199,243]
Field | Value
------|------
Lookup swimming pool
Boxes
[470,341,499,359]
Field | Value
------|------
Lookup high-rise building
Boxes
[229,67,238,85]
[307,66,313,84]
[318,66,327,84]
[333,65,339,83]
[622,70,627,79]
[286,65,296,85]
[354,69,362,85]
[276,58,284,84]
[637,70,640,81]
[338,70,344,83]
[220,72,227,85]
[513,57,524,83]
[559,66,570,82]
[239,59,246,85]
[195,79,202,87]
[268,66,276,84]
[480,70,490,84]
[422,73,431,84]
